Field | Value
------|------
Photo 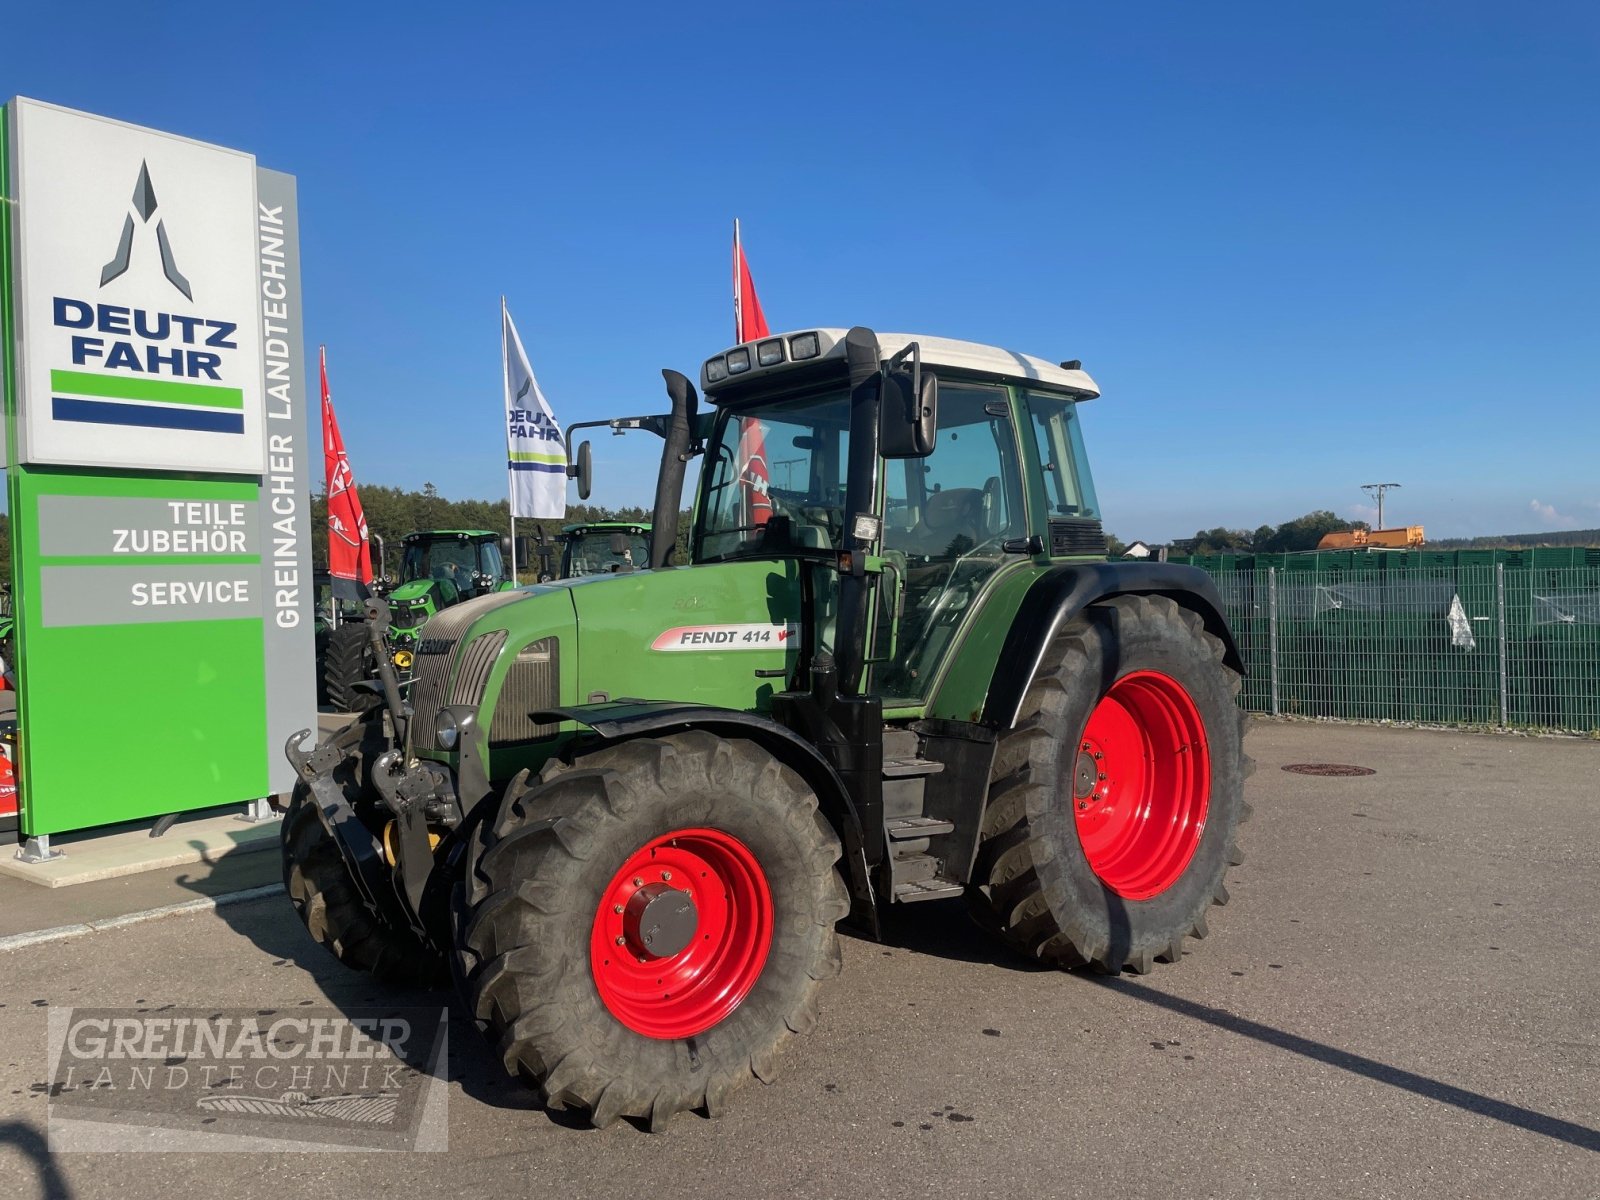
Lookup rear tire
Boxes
[322,621,381,713]
[970,595,1252,973]
[281,716,445,987]
[453,732,848,1129]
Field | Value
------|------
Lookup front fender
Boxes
[533,701,875,919]
[979,562,1244,731]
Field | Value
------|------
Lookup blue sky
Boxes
[8,1,1598,541]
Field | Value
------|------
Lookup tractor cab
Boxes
[557,522,652,578]
[689,328,1105,704]
[398,530,508,603]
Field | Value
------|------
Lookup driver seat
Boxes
[903,488,984,560]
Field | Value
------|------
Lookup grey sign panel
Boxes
[37,495,260,557]
[41,565,264,627]
[255,166,315,796]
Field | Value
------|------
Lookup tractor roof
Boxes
[561,522,650,534]
[700,328,1100,402]
[402,529,499,541]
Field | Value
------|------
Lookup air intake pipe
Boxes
[650,370,700,569]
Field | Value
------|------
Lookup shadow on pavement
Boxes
[889,897,1600,1155]
[1088,974,1600,1155]
[187,885,591,1129]
[0,1119,73,1199]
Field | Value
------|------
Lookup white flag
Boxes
[502,301,566,519]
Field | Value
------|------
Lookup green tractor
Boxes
[551,521,652,579]
[285,327,1251,1129]
[321,529,515,711]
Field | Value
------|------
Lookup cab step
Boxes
[893,874,966,903]
[883,756,945,779]
[886,815,956,840]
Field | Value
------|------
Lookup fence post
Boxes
[1268,566,1280,716]
[1496,563,1508,727]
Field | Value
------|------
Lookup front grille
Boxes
[1049,518,1108,557]
[406,590,531,753]
[489,638,561,746]
[408,641,457,750]
[450,630,508,707]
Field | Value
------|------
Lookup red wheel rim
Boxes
[1073,670,1211,900]
[590,827,773,1040]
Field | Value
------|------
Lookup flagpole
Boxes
[733,218,743,342]
[321,344,336,631]
[501,295,518,582]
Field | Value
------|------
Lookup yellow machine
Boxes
[1317,526,1425,551]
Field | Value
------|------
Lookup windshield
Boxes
[401,538,480,589]
[563,532,650,576]
[695,391,850,562]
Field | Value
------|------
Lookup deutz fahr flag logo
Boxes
[49,160,245,435]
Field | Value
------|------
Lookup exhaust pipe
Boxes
[651,370,700,569]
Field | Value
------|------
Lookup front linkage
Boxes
[284,597,487,954]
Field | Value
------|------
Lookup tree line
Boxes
[308,484,688,577]
[1114,509,1369,557]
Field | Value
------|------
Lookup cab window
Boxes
[1025,391,1100,518]
[879,383,1026,699]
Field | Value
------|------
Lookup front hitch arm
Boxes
[284,727,394,920]
[363,597,412,745]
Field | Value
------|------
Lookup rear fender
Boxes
[980,563,1244,730]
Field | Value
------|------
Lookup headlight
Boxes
[704,355,729,383]
[725,347,751,374]
[789,332,821,360]
[433,709,458,750]
[756,338,785,367]
[433,704,478,751]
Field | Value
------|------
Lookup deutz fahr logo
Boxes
[47,160,246,435]
[100,161,192,300]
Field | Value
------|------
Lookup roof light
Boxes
[756,338,785,367]
[789,332,821,360]
[726,347,752,375]
[705,355,729,383]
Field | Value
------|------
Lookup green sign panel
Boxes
[2,98,315,836]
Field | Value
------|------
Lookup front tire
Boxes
[322,621,381,713]
[454,732,848,1129]
[281,716,445,986]
[971,594,1252,973]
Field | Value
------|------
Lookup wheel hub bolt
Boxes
[660,870,672,881]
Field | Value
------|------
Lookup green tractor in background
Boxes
[286,326,1251,1129]
[322,529,515,711]
[549,521,652,579]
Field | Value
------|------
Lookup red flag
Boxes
[733,218,769,343]
[321,347,373,598]
[736,416,773,528]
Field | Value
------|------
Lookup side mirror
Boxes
[879,352,938,458]
[569,440,593,500]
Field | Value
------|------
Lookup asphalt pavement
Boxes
[1,719,1596,1199]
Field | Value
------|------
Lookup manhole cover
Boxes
[1282,763,1376,777]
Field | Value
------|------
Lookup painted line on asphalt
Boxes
[0,883,284,953]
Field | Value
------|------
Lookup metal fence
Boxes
[1189,559,1600,733]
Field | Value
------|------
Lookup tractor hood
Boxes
[407,563,803,777]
